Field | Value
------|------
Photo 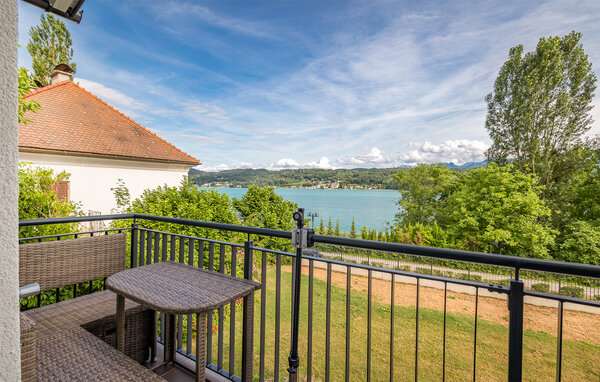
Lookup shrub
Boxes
[484,278,510,286]
[395,265,411,272]
[559,286,584,298]
[530,283,550,293]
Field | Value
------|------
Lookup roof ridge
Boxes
[69,81,199,164]
[23,80,71,98]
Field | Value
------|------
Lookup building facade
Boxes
[19,69,200,215]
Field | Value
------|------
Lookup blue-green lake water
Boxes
[205,187,401,232]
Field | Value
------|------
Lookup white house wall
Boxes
[0,1,21,379]
[19,152,193,215]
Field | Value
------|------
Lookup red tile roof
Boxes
[19,81,200,166]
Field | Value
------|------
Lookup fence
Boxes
[19,213,600,381]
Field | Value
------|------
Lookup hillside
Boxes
[189,162,485,189]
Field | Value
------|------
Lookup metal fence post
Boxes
[242,239,254,380]
[130,221,138,268]
[508,279,524,381]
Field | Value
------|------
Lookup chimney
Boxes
[50,63,74,85]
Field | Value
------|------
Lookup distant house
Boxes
[19,65,200,216]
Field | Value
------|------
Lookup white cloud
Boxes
[200,163,230,172]
[305,156,333,169]
[275,158,300,168]
[184,101,228,120]
[399,139,489,166]
[337,147,393,166]
[75,78,147,117]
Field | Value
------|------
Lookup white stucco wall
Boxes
[0,1,22,380]
[20,152,193,215]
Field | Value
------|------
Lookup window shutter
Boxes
[54,181,70,201]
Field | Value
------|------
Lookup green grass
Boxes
[178,266,600,381]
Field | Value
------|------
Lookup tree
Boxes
[127,179,238,243]
[350,217,357,238]
[485,31,597,197]
[558,220,600,265]
[327,217,333,235]
[334,220,341,236]
[18,68,40,124]
[441,163,555,258]
[18,163,81,238]
[233,186,297,251]
[27,14,76,87]
[393,164,455,225]
[319,217,325,234]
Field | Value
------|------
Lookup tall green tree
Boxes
[27,14,76,86]
[441,164,555,258]
[485,31,597,197]
[327,217,333,235]
[393,164,455,225]
[334,220,341,236]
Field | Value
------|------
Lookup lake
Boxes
[205,187,401,232]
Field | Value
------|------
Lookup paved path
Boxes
[302,253,600,314]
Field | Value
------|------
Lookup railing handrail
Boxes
[19,213,600,279]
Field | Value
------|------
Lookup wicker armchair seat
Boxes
[37,327,164,381]
[23,289,154,363]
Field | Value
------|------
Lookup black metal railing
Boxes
[19,213,600,381]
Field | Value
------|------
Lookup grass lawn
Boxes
[184,265,599,381]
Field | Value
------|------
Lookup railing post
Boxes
[242,239,254,380]
[130,221,138,268]
[508,278,524,381]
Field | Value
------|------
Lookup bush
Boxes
[530,283,550,293]
[415,267,431,274]
[559,286,584,298]
[395,265,411,272]
[484,278,510,286]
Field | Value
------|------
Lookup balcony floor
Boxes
[148,343,230,382]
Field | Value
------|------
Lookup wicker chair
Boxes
[19,233,156,363]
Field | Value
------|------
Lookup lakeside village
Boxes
[198,181,384,190]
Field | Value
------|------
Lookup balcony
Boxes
[18,213,600,381]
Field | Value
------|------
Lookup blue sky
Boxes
[18,0,600,170]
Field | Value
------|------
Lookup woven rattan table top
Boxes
[106,261,261,315]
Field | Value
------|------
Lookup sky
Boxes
[17,0,600,171]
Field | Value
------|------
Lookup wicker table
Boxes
[106,261,261,381]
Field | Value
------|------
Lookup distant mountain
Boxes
[443,160,487,168]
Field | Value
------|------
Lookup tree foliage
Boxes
[18,163,82,238]
[27,14,76,87]
[393,164,455,225]
[485,31,597,197]
[126,179,238,243]
[18,68,41,124]
[441,164,555,258]
[232,185,298,250]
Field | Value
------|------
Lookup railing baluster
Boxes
[307,259,314,381]
[556,301,564,382]
[169,235,176,261]
[146,230,152,266]
[218,244,225,371]
[207,242,214,366]
[508,279,524,381]
[367,269,372,382]
[473,287,479,381]
[153,232,160,264]
[274,254,281,382]
[259,250,267,382]
[139,230,145,266]
[443,282,447,382]
[131,222,138,268]
[415,277,420,382]
[390,273,395,382]
[229,245,237,377]
[345,266,351,382]
[177,237,185,351]
[186,238,194,356]
[326,262,332,382]
[198,240,205,269]
[161,233,168,262]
